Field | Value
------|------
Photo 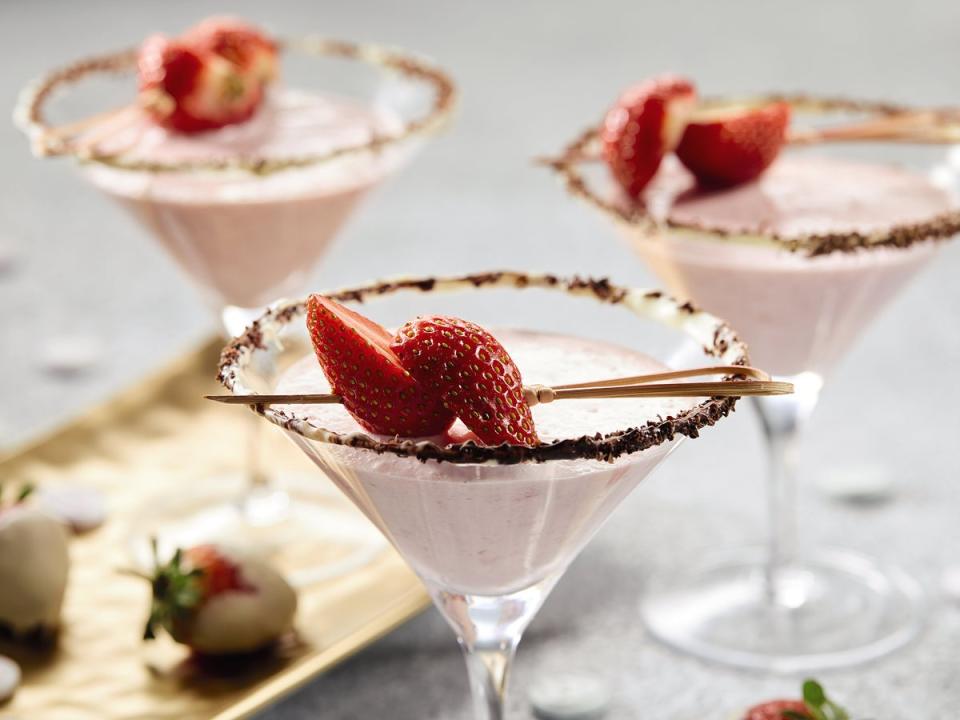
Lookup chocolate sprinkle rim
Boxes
[217,271,750,465]
[15,37,456,176]
[544,94,960,257]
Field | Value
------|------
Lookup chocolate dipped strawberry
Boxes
[0,484,70,638]
[143,543,296,655]
[601,74,697,197]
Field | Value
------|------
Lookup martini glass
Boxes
[16,37,456,580]
[218,271,752,719]
[546,97,960,671]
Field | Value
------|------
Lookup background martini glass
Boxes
[16,37,456,580]
[547,97,960,671]
[218,271,753,720]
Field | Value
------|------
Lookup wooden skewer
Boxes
[786,111,959,146]
[542,110,959,168]
[38,102,144,157]
[206,365,793,407]
[552,364,769,390]
[205,379,792,407]
[529,380,793,402]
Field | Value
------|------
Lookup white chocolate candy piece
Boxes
[0,655,20,703]
[528,673,611,720]
[38,485,108,534]
[816,464,895,503]
[39,334,103,376]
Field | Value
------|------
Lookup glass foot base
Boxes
[639,547,925,672]
[126,473,387,587]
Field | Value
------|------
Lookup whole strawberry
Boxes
[143,543,296,655]
[601,74,697,197]
[392,316,540,447]
[306,295,456,437]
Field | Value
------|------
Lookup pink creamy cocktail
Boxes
[85,89,402,310]
[17,21,456,578]
[548,88,960,673]
[634,155,953,376]
[218,271,752,720]
[276,330,693,596]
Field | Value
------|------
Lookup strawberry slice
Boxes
[676,101,791,187]
[306,296,455,437]
[183,16,278,88]
[743,700,811,720]
[391,316,539,447]
[602,75,697,198]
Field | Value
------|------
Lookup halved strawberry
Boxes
[306,296,456,437]
[744,700,811,720]
[137,32,264,133]
[391,316,539,447]
[184,16,278,88]
[601,75,697,198]
[676,101,790,187]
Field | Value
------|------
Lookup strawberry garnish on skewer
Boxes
[306,296,456,437]
[304,298,540,446]
[137,18,277,134]
[183,16,279,89]
[676,100,791,187]
[601,74,697,197]
[392,316,540,447]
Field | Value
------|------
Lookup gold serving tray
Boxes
[0,339,430,720]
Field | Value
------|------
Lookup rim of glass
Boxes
[15,37,457,176]
[545,94,960,257]
[217,270,751,465]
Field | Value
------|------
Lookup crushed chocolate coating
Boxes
[217,271,750,465]
[16,37,456,176]
[544,93,960,257]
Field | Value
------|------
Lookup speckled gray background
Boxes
[2,1,959,718]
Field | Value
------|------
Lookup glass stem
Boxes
[245,410,270,491]
[431,582,553,720]
[751,372,823,608]
[461,639,518,720]
[222,305,289,525]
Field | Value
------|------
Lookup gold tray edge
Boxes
[217,585,431,720]
[0,337,224,464]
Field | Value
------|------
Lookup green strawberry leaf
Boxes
[801,679,850,720]
[803,680,826,708]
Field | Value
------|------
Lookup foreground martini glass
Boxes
[16,33,455,580]
[547,97,960,671]
[218,271,753,719]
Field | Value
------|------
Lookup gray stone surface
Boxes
[2,0,959,718]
